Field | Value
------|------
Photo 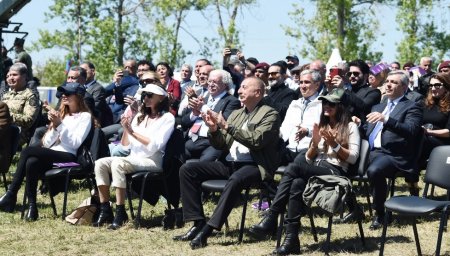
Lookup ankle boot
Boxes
[25,202,39,221]
[338,192,364,223]
[92,202,114,227]
[273,223,300,255]
[249,210,278,238]
[108,204,129,230]
[0,191,17,213]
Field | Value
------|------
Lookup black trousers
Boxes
[184,137,223,162]
[9,146,75,203]
[367,149,410,216]
[179,161,261,229]
[270,154,342,224]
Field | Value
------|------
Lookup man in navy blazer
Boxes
[364,70,423,229]
[181,69,241,162]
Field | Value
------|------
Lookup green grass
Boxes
[0,166,449,256]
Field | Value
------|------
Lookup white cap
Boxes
[136,84,168,97]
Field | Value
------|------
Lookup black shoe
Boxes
[190,225,212,250]
[249,211,278,238]
[25,203,39,222]
[92,203,114,227]
[272,223,300,255]
[108,205,129,230]
[173,221,205,241]
[369,215,384,230]
[335,205,365,224]
[0,191,17,213]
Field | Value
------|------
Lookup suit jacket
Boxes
[209,99,281,181]
[86,81,113,127]
[345,84,381,120]
[105,76,139,123]
[181,93,241,132]
[264,82,297,121]
[365,97,423,173]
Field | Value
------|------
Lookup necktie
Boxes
[368,101,394,149]
[301,99,310,120]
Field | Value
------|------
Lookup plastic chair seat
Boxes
[201,180,228,193]
[45,166,86,177]
[385,196,450,216]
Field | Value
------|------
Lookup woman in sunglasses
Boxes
[0,82,92,221]
[419,72,450,169]
[250,88,361,255]
[93,84,174,229]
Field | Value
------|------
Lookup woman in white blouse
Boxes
[250,88,362,255]
[93,84,175,229]
[0,82,92,221]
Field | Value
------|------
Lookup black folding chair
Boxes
[379,145,450,256]
[348,139,372,216]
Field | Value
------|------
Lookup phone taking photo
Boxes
[329,68,340,80]
[230,48,238,55]
[122,70,129,76]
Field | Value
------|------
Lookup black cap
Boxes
[56,82,86,98]
[14,38,25,46]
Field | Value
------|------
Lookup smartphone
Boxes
[230,48,238,55]
[122,70,129,76]
[329,68,340,80]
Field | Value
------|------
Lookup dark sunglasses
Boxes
[140,78,156,85]
[346,71,361,77]
[322,101,337,107]
[141,92,154,100]
[430,83,444,89]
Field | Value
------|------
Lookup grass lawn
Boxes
[0,166,449,256]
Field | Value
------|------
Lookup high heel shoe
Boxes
[108,204,128,230]
[25,203,39,221]
[0,191,17,213]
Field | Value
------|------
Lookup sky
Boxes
[3,0,449,69]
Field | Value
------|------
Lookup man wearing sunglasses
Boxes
[338,60,382,122]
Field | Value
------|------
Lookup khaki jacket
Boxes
[208,100,281,180]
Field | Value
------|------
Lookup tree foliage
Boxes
[284,0,384,62]
[395,0,450,65]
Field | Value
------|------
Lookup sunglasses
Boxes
[346,71,361,77]
[430,83,444,89]
[140,78,156,85]
[322,101,337,107]
[141,92,154,100]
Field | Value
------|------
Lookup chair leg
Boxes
[412,217,422,256]
[238,188,250,243]
[126,178,135,220]
[276,212,284,248]
[136,173,149,228]
[436,210,447,256]
[308,210,318,242]
[364,181,373,217]
[61,173,71,219]
[357,218,366,247]
[2,172,7,192]
[325,215,333,254]
[46,180,58,216]
[379,212,390,256]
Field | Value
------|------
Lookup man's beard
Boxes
[268,79,278,87]
[287,63,295,70]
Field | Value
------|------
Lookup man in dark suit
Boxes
[181,69,241,162]
[364,70,423,230]
[81,62,113,127]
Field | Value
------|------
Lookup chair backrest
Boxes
[424,146,450,190]
[162,128,185,172]
[357,139,370,177]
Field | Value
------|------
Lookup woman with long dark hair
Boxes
[0,82,92,221]
[250,88,361,255]
[93,84,174,229]
[419,72,450,167]
[156,62,181,115]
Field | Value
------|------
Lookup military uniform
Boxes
[2,88,39,144]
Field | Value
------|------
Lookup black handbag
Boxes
[77,145,94,170]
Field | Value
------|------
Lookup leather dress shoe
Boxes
[25,203,39,221]
[369,216,384,230]
[249,211,278,238]
[190,230,209,250]
[0,191,17,213]
[173,223,204,241]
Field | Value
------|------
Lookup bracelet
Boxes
[332,143,341,152]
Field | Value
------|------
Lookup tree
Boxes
[396,0,450,65]
[33,58,66,87]
[283,0,385,62]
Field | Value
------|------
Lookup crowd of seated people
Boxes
[0,49,449,256]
